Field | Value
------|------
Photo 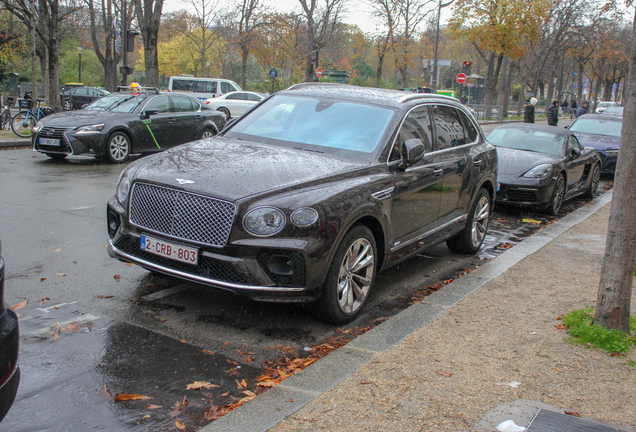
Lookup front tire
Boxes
[63,99,74,111]
[200,128,216,139]
[585,163,600,198]
[447,188,491,254]
[105,132,131,163]
[315,225,377,324]
[11,112,36,137]
[546,173,565,215]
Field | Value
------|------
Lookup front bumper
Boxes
[597,150,617,175]
[106,197,328,302]
[495,180,554,207]
[33,126,106,157]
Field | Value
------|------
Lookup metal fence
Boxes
[467,104,503,122]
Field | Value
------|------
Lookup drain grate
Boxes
[526,409,629,432]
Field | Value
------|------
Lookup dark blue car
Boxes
[567,114,622,174]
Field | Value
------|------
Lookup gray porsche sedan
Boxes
[488,124,601,215]
[107,83,497,324]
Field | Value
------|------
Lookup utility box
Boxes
[8,73,19,96]
[323,70,351,84]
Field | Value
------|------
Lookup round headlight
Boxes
[243,207,286,236]
[291,208,318,227]
[117,173,132,203]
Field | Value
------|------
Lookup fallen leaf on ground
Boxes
[40,278,47,281]
[96,295,114,299]
[39,297,51,306]
[202,349,214,354]
[522,218,541,224]
[175,419,185,430]
[436,370,454,377]
[286,399,294,403]
[554,324,569,330]
[142,415,150,419]
[102,385,114,399]
[54,248,62,252]
[56,273,67,276]
[113,275,121,280]
[114,394,152,401]
[12,300,28,310]
[204,405,224,421]
[125,263,133,266]
[565,411,582,417]
[182,396,188,407]
[186,381,218,390]
[146,404,162,409]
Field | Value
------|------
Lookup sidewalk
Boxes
[203,191,636,432]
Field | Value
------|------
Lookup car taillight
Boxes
[206,101,210,104]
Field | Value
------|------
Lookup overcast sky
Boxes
[162,0,454,34]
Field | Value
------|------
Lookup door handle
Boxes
[473,159,484,166]
[168,117,175,123]
[433,168,444,176]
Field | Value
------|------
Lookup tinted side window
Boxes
[432,105,467,150]
[172,79,193,91]
[226,94,241,100]
[76,88,89,95]
[389,106,433,162]
[144,95,171,113]
[457,110,478,142]
[221,82,232,94]
[247,93,262,102]
[171,96,195,112]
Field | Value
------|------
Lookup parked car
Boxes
[488,124,601,215]
[0,237,20,422]
[168,76,242,100]
[107,83,497,324]
[32,87,226,163]
[566,113,622,174]
[205,91,267,119]
[594,101,617,114]
[601,106,623,117]
[61,87,110,111]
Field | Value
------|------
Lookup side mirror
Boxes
[398,138,426,170]
[140,108,159,119]
[569,147,581,159]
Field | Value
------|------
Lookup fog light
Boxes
[267,255,294,276]
[107,207,121,239]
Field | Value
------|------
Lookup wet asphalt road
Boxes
[0,120,608,431]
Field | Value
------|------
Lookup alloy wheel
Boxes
[471,196,490,247]
[337,238,375,314]
[109,134,130,163]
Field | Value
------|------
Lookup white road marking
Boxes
[37,301,78,313]
[31,313,100,337]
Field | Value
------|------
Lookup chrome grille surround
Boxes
[129,182,236,247]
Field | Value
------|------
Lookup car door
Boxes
[134,95,174,153]
[388,105,444,249]
[564,134,588,192]
[430,105,483,225]
[73,88,91,107]
[169,95,200,144]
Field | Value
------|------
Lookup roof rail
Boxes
[287,82,350,91]
[397,93,455,104]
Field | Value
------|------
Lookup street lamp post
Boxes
[77,47,84,83]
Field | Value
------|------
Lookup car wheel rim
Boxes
[553,176,565,212]
[220,108,230,118]
[110,135,129,161]
[337,238,374,314]
[591,165,600,196]
[202,130,214,139]
[471,196,489,247]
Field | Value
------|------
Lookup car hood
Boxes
[573,132,620,151]
[40,111,127,127]
[132,137,366,202]
[496,147,560,176]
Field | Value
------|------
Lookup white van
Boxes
[168,76,242,101]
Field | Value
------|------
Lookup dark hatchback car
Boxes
[567,114,622,175]
[107,84,497,323]
[32,87,226,163]
[61,86,109,111]
[488,124,601,215]
[0,238,20,422]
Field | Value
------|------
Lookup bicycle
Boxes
[1,95,15,131]
[11,91,53,138]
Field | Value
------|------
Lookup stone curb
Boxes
[0,138,31,150]
[200,191,613,432]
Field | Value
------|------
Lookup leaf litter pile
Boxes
[101,325,371,428]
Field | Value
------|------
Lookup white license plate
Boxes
[39,138,60,146]
[140,234,199,265]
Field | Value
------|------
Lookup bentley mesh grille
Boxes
[129,183,236,247]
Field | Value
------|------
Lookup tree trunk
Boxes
[497,59,514,118]
[47,27,61,111]
[593,8,636,332]
[241,46,249,88]
[482,51,496,105]
[133,0,164,88]
[376,54,384,88]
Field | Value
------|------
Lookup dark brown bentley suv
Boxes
[107,83,497,324]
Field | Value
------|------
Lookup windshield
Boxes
[568,117,622,137]
[487,128,565,156]
[83,94,145,113]
[224,95,395,154]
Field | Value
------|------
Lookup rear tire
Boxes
[63,99,74,111]
[200,128,216,139]
[447,188,491,254]
[218,107,231,119]
[315,225,377,324]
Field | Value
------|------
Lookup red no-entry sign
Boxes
[457,73,467,84]
[316,67,323,78]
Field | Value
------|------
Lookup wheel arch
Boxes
[107,128,135,151]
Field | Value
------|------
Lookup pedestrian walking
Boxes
[562,99,569,114]
[524,97,538,123]
[547,99,559,126]
[570,99,578,119]
[575,101,589,118]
